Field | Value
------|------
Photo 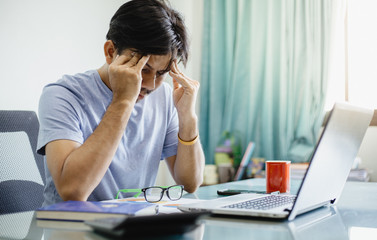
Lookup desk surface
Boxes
[1,179,377,240]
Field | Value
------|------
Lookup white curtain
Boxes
[199,0,346,163]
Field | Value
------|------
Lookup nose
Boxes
[141,73,156,91]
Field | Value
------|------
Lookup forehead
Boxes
[146,54,172,71]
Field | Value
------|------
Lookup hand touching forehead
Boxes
[143,54,172,74]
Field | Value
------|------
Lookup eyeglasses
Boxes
[115,185,184,203]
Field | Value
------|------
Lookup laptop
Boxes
[179,102,373,221]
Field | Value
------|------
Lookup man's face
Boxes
[138,54,172,102]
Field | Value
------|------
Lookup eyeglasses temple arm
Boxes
[115,189,142,199]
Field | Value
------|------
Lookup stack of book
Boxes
[290,163,370,182]
[347,169,370,182]
[291,163,309,180]
[36,200,158,230]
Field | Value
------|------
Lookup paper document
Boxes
[105,197,205,214]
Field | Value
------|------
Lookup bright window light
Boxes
[348,0,377,109]
[326,0,377,110]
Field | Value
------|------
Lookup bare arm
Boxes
[165,61,205,193]
[46,51,150,201]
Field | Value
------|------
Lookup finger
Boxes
[169,70,189,87]
[136,55,151,71]
[112,54,127,65]
[171,61,188,80]
[170,60,180,74]
[112,49,135,65]
[172,78,180,90]
[175,62,188,77]
[123,49,136,59]
[125,52,143,67]
[175,62,183,74]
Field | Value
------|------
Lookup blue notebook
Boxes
[36,200,159,222]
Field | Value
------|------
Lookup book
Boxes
[36,200,159,222]
[37,219,91,230]
[246,157,265,178]
[347,168,370,182]
[234,142,255,181]
[291,162,309,180]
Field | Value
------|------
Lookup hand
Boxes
[108,50,150,103]
[169,60,200,120]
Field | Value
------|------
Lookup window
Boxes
[325,0,377,125]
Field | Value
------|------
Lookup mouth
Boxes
[138,94,145,101]
[137,88,154,102]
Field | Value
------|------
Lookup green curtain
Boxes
[199,0,344,164]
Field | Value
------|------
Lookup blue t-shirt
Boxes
[37,70,179,205]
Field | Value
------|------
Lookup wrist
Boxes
[111,95,136,107]
[112,93,137,105]
[178,117,198,142]
[108,99,135,119]
[178,114,197,128]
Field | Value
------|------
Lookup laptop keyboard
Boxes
[222,195,296,210]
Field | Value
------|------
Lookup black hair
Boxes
[106,0,189,66]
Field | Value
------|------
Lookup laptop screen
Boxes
[288,102,373,220]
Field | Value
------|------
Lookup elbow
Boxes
[184,184,199,193]
[179,167,204,193]
[182,176,203,193]
[58,185,88,202]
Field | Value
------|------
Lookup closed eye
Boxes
[156,70,169,77]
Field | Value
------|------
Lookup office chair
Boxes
[0,110,45,214]
[0,111,45,239]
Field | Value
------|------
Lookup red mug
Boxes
[266,161,291,193]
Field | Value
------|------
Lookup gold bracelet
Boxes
[178,134,199,146]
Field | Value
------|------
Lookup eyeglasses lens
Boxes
[145,187,163,202]
[168,186,183,200]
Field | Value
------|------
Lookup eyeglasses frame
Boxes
[115,185,184,203]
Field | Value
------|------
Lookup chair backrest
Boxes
[0,111,45,215]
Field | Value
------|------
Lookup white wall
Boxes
[0,0,203,113]
[0,0,121,111]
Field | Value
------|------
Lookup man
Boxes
[37,0,205,205]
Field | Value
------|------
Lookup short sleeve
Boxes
[37,84,84,155]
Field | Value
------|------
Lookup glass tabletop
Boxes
[1,180,376,240]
